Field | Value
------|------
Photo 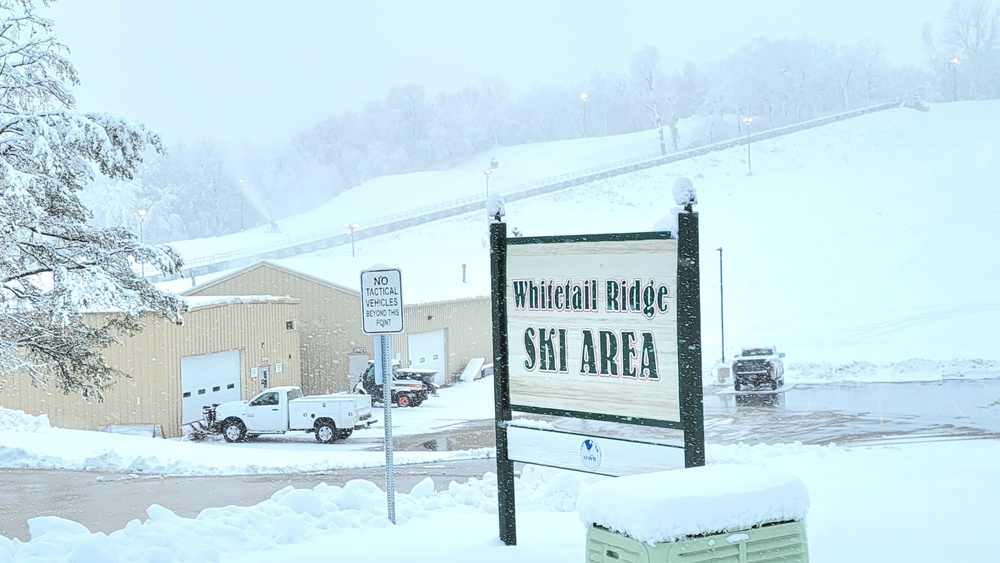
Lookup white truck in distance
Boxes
[732,346,786,391]
[204,386,375,444]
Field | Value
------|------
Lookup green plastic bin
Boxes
[585,519,808,563]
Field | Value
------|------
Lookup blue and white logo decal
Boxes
[580,439,601,470]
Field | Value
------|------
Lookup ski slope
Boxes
[165,101,1000,364]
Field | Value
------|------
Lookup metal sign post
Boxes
[360,267,404,525]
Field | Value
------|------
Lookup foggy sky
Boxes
[47,0,953,146]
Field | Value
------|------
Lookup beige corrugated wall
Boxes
[184,264,365,395]
[400,297,493,384]
[0,299,302,438]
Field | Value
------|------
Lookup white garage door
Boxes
[408,329,446,385]
[181,350,242,424]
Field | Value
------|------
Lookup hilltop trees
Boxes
[924,0,1000,100]
[84,33,936,240]
[0,0,185,396]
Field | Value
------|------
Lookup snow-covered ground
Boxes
[6,103,1000,561]
[3,426,996,562]
[165,101,1000,363]
[0,377,496,475]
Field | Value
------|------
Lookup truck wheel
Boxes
[396,394,411,407]
[221,419,246,443]
[315,421,337,444]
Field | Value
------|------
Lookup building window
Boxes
[286,320,296,330]
[198,389,206,395]
[182,392,191,398]
[227,383,236,390]
[212,386,221,392]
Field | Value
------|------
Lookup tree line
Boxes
[83,0,1000,245]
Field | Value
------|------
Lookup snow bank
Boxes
[0,407,50,433]
[789,358,1000,384]
[3,464,597,562]
[576,464,809,544]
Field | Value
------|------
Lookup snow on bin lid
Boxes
[577,464,809,545]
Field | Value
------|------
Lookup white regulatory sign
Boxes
[360,268,403,334]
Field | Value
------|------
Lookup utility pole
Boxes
[741,116,753,176]
[949,57,959,102]
[238,178,245,231]
[718,247,725,362]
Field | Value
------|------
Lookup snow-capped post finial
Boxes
[672,177,697,212]
[488,192,506,223]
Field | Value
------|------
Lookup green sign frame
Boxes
[489,210,705,546]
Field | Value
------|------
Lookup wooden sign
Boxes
[506,237,679,424]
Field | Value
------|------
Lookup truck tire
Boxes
[315,420,337,444]
[221,419,247,443]
[396,394,411,407]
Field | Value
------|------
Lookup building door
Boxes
[259,365,270,390]
[180,350,242,425]
[407,329,447,385]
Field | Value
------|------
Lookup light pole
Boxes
[741,115,753,176]
[344,222,360,258]
[135,208,148,277]
[483,169,491,201]
[949,57,959,101]
[238,178,245,231]
[717,247,725,363]
[579,91,589,137]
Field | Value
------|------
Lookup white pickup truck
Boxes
[204,386,375,443]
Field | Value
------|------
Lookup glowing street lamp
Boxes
[135,208,148,277]
[344,222,360,258]
[238,178,245,231]
[949,57,959,102]
[580,91,590,137]
[741,115,754,176]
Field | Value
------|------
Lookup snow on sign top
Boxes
[576,464,809,544]
[360,267,403,334]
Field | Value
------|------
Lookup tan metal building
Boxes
[0,296,302,438]
[183,261,493,392]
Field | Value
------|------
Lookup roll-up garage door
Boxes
[180,350,242,424]
[408,329,446,385]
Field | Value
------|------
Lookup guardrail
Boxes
[163,100,900,281]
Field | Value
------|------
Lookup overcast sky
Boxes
[47,0,953,146]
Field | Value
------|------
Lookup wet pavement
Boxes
[400,379,1000,450]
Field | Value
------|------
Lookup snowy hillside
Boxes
[167,102,1000,364]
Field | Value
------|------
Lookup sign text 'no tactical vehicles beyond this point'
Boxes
[361,268,403,334]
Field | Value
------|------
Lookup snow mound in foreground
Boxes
[6,464,603,561]
[0,407,50,433]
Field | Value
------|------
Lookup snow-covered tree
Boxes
[0,0,185,396]
[924,0,1000,100]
